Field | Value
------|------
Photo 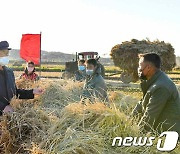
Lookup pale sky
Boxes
[0,0,180,57]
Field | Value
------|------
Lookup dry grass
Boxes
[0,104,50,153]
[0,78,180,153]
[14,71,63,78]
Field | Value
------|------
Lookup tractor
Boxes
[62,52,105,79]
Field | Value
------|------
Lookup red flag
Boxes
[20,34,41,65]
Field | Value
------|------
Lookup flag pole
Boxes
[39,32,42,78]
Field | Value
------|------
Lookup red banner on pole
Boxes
[20,34,41,65]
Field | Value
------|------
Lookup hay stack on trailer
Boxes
[110,39,176,83]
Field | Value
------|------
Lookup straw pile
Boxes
[0,105,50,154]
[0,79,180,153]
[0,79,86,153]
[33,102,140,154]
[109,91,138,114]
[16,78,50,90]
[41,80,84,112]
[110,39,176,81]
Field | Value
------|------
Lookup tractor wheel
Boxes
[120,72,133,84]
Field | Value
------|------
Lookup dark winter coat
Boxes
[132,70,180,134]
[0,66,34,114]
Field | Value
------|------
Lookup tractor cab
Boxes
[78,52,99,60]
[62,52,105,79]
[78,52,105,77]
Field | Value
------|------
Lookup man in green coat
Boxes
[132,53,180,134]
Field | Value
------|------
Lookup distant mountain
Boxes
[9,49,180,66]
[8,49,180,66]
[9,49,75,62]
[9,49,113,65]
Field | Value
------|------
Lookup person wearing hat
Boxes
[0,41,43,115]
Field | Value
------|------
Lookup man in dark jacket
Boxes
[132,53,180,134]
[0,41,43,115]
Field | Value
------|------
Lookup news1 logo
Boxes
[112,131,179,151]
